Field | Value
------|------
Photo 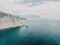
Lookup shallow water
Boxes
[0,20,60,45]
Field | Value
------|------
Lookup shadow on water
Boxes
[0,27,20,37]
[0,20,59,45]
[0,27,21,45]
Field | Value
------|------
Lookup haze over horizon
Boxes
[0,0,60,20]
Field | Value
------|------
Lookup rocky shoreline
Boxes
[0,12,24,30]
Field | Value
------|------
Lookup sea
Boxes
[0,20,60,45]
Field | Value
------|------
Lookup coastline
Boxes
[0,12,25,31]
[0,23,24,31]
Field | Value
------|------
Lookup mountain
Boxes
[0,12,24,30]
[19,15,41,20]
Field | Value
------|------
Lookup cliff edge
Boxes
[0,12,23,30]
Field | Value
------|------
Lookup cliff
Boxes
[0,12,24,30]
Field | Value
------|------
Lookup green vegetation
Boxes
[0,12,12,18]
[0,11,26,20]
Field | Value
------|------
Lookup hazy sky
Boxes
[0,0,60,19]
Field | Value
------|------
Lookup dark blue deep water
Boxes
[0,20,60,45]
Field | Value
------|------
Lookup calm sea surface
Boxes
[0,20,60,45]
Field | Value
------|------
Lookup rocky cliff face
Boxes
[0,12,23,30]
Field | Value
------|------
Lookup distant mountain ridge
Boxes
[19,15,41,20]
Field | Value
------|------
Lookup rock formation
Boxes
[0,12,23,30]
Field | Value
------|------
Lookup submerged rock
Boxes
[0,12,24,30]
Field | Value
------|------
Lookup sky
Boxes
[0,0,60,19]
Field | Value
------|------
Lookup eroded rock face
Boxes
[0,12,23,30]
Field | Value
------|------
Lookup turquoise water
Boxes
[0,20,60,45]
